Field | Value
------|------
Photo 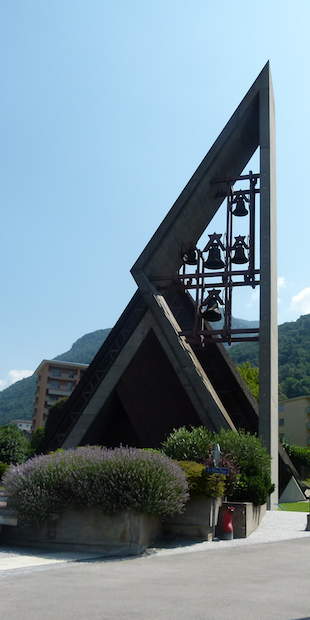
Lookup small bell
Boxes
[201,298,222,322]
[204,245,225,270]
[231,246,249,264]
[182,248,197,265]
[232,196,248,217]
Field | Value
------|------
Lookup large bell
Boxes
[201,298,222,322]
[204,245,225,270]
[231,245,249,264]
[232,196,248,217]
[182,248,197,265]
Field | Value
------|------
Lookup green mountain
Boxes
[229,314,310,399]
[0,329,111,426]
[54,329,111,364]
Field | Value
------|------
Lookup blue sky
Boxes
[0,1,309,390]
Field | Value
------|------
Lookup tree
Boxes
[237,361,259,402]
[28,427,45,455]
[44,398,68,441]
[0,424,29,465]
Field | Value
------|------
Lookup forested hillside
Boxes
[0,329,111,426]
[54,329,111,364]
[230,313,310,399]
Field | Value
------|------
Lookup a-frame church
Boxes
[40,63,286,503]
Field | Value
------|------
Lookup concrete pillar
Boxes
[258,64,278,508]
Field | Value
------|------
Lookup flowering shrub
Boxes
[203,453,240,498]
[162,426,274,505]
[2,446,189,526]
[177,461,226,498]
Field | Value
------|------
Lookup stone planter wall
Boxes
[163,497,222,540]
[0,508,163,556]
[216,502,267,538]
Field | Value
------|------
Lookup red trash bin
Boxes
[222,507,235,540]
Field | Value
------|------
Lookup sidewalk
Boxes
[0,509,309,571]
[1,511,310,620]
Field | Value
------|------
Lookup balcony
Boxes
[48,388,73,397]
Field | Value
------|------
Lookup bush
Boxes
[0,424,29,465]
[0,462,9,481]
[161,426,213,462]
[3,446,189,526]
[215,429,274,505]
[162,426,274,506]
[280,440,310,470]
[177,461,226,498]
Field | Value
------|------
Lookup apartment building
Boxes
[278,395,310,446]
[32,360,88,431]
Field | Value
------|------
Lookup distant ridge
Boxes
[0,329,111,426]
[54,329,112,364]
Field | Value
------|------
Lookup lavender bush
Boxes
[2,446,189,526]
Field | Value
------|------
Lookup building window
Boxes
[279,418,285,426]
[67,382,73,390]
[306,406,310,414]
[50,380,59,389]
[51,368,61,377]
[69,370,74,378]
[49,395,59,403]
[279,404,284,412]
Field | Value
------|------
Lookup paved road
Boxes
[0,512,310,620]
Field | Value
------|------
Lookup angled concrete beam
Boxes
[131,65,272,285]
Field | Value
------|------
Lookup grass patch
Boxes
[278,501,309,512]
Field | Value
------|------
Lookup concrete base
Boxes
[0,508,163,556]
[279,477,306,503]
[217,502,267,539]
[163,497,222,540]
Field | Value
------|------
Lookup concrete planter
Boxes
[0,507,163,556]
[216,502,267,538]
[163,497,222,541]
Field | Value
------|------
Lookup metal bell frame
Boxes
[176,170,261,346]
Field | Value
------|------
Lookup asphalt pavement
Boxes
[0,511,310,620]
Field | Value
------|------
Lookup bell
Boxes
[204,245,225,270]
[232,196,248,217]
[201,298,222,322]
[183,248,197,265]
[231,246,249,264]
